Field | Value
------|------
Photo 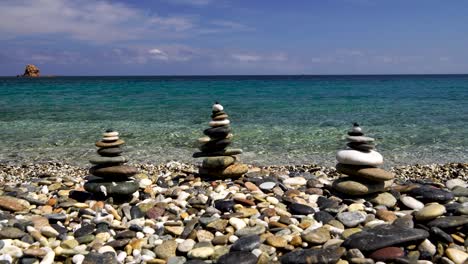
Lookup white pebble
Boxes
[40,249,55,264]
[117,252,127,263]
[41,226,59,237]
[139,178,153,189]
[213,103,224,111]
[72,254,85,264]
[400,196,424,210]
[1,245,23,258]
[266,197,279,205]
[283,177,307,186]
[142,226,155,234]
[0,254,13,263]
[229,217,246,230]
[252,249,262,257]
[98,246,116,254]
[136,232,145,239]
[228,235,239,243]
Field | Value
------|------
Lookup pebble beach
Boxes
[0,160,467,264]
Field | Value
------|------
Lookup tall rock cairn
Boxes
[332,123,395,199]
[84,130,139,201]
[193,102,248,178]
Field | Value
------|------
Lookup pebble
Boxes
[414,203,446,221]
[231,235,261,251]
[187,247,214,259]
[217,251,258,264]
[400,195,425,210]
[178,239,196,253]
[445,248,468,264]
[337,211,367,227]
[259,181,276,191]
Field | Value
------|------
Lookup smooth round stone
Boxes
[301,227,331,244]
[283,177,307,186]
[202,156,235,169]
[213,103,224,112]
[214,199,235,213]
[351,125,362,133]
[95,139,125,148]
[369,247,405,261]
[281,247,346,264]
[90,165,138,178]
[89,155,127,165]
[193,148,242,158]
[336,150,383,166]
[259,181,276,191]
[414,203,446,221]
[102,136,119,142]
[84,180,139,196]
[187,247,214,259]
[217,251,258,264]
[427,216,468,228]
[203,126,231,138]
[83,252,116,264]
[266,236,287,248]
[343,225,429,252]
[234,224,265,237]
[199,138,232,152]
[337,211,367,227]
[155,240,177,259]
[332,177,392,196]
[370,192,397,208]
[446,179,467,190]
[209,119,230,127]
[178,239,196,253]
[346,135,375,143]
[348,131,364,136]
[347,142,375,152]
[0,227,26,239]
[199,163,248,178]
[97,147,123,157]
[288,202,315,215]
[103,131,119,137]
[452,186,468,197]
[314,211,335,224]
[445,248,468,264]
[230,235,261,251]
[212,114,228,121]
[400,195,425,210]
[336,163,394,182]
[408,185,454,203]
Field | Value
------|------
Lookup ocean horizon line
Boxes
[2,73,468,78]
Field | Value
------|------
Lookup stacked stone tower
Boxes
[332,123,394,197]
[84,130,139,201]
[193,102,248,178]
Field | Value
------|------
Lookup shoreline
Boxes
[1,160,466,184]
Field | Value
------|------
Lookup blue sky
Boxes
[0,0,467,75]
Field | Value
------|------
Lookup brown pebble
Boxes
[376,209,398,223]
[369,247,405,261]
[244,182,260,192]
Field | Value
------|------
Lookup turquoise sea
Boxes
[0,75,467,166]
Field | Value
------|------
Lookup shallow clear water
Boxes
[0,75,467,166]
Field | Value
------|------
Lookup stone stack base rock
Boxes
[84,130,139,202]
[193,102,248,178]
[333,123,395,203]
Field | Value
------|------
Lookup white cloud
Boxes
[0,0,195,43]
[231,54,261,62]
[167,0,213,6]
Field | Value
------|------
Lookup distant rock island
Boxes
[19,64,40,77]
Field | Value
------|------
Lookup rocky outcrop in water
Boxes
[22,64,40,77]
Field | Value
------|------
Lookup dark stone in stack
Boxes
[84,130,139,201]
[193,102,248,178]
